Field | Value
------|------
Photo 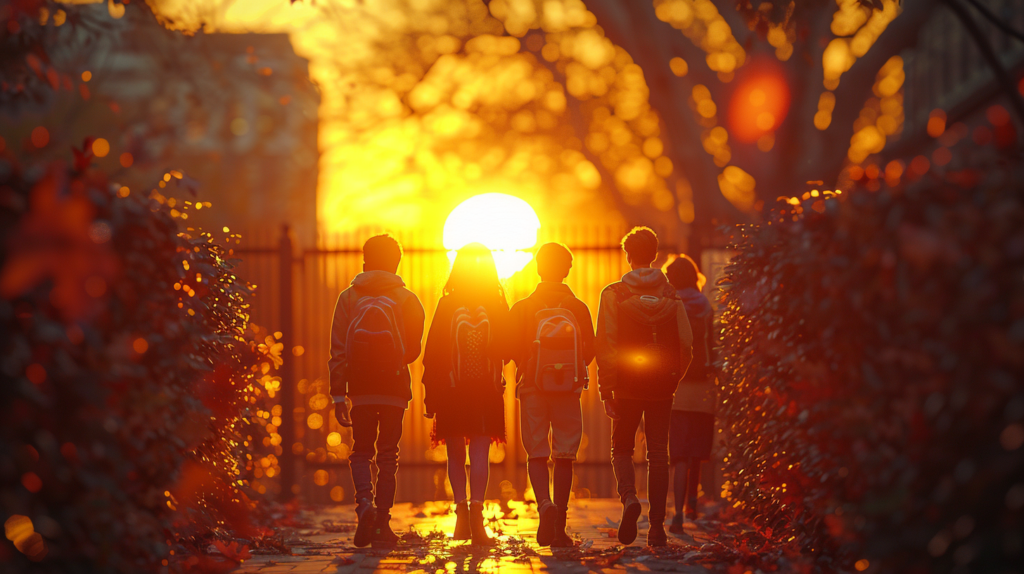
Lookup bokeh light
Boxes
[727,60,791,144]
[92,138,110,158]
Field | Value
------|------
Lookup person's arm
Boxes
[489,296,513,362]
[403,293,426,365]
[328,291,350,401]
[421,297,448,415]
[676,300,694,378]
[329,291,352,427]
[595,287,618,401]
[577,300,596,367]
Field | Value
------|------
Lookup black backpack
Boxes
[612,283,681,398]
[527,295,586,393]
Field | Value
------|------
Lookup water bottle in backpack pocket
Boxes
[346,296,405,394]
[450,305,500,391]
[530,301,585,393]
[614,285,682,398]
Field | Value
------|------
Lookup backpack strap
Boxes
[610,283,633,302]
[556,294,576,309]
[662,283,679,299]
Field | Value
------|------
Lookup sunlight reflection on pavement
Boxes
[231,499,724,573]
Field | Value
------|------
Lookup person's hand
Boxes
[603,398,620,420]
[334,397,352,427]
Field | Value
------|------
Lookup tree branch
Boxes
[941,0,1024,131]
[964,0,1024,44]
[586,0,746,226]
[809,0,934,186]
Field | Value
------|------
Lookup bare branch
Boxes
[964,0,1024,43]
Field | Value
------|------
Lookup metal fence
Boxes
[232,224,642,503]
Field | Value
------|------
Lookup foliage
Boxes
[146,0,933,240]
[716,159,1024,571]
[0,146,282,571]
[1,1,119,112]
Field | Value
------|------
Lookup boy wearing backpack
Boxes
[596,227,693,547]
[329,234,425,549]
[509,243,595,547]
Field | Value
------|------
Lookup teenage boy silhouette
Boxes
[329,234,425,548]
[509,243,595,547]
[596,227,693,547]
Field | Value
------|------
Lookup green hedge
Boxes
[717,167,1024,572]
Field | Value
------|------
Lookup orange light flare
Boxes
[727,59,791,144]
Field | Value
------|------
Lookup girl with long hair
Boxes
[662,254,716,531]
[422,243,510,546]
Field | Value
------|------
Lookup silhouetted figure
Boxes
[597,227,693,547]
[663,255,716,532]
[509,243,596,547]
[329,234,426,548]
[422,243,510,546]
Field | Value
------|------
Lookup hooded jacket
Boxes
[329,270,425,408]
[596,268,694,401]
[672,287,716,413]
[508,282,596,396]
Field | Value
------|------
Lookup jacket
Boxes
[508,282,596,396]
[328,271,425,408]
[596,268,694,401]
[672,287,716,413]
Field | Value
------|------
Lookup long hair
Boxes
[663,253,706,291]
[443,243,506,302]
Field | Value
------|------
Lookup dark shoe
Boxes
[371,512,400,548]
[551,509,573,547]
[668,514,684,535]
[617,495,642,545]
[453,500,471,540]
[685,504,698,521]
[536,499,556,546]
[647,522,668,547]
[353,498,377,548]
[469,500,496,547]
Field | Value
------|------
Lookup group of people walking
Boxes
[328,227,715,549]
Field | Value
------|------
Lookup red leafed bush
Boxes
[0,152,280,572]
[716,162,1024,572]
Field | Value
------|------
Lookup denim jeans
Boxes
[350,404,405,512]
[610,398,672,524]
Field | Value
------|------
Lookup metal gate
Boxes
[232,224,634,503]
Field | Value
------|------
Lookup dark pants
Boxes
[610,398,672,524]
[350,404,405,513]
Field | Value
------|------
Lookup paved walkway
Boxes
[231,499,732,573]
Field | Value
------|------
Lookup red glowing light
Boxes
[728,59,791,144]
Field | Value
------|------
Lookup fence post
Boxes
[278,224,297,500]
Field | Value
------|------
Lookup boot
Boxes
[685,496,699,520]
[617,494,642,545]
[550,508,573,548]
[453,500,471,540]
[536,499,556,546]
[469,500,496,547]
[353,497,377,548]
[668,513,684,535]
[647,521,668,547]
[371,512,400,548]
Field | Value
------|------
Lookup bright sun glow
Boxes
[443,193,541,279]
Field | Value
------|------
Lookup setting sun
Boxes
[443,193,540,279]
